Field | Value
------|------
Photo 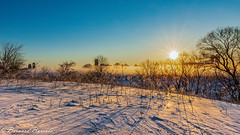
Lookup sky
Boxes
[0,0,240,68]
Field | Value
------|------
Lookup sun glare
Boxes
[169,51,178,60]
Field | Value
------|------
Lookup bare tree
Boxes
[191,51,207,95]
[197,27,240,101]
[94,55,108,66]
[0,42,24,74]
[91,55,109,89]
[135,60,162,89]
[178,51,195,93]
[57,61,76,81]
[93,55,109,74]
[136,59,161,79]
[40,66,51,81]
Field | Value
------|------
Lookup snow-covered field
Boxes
[0,80,240,135]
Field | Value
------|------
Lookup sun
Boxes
[169,50,179,60]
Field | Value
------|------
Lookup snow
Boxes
[0,80,240,135]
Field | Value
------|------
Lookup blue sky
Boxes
[0,0,240,68]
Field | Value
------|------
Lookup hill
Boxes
[0,80,239,134]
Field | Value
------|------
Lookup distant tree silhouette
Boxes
[83,64,92,68]
[94,55,108,66]
[114,63,121,66]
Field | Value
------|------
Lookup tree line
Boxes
[1,26,240,103]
